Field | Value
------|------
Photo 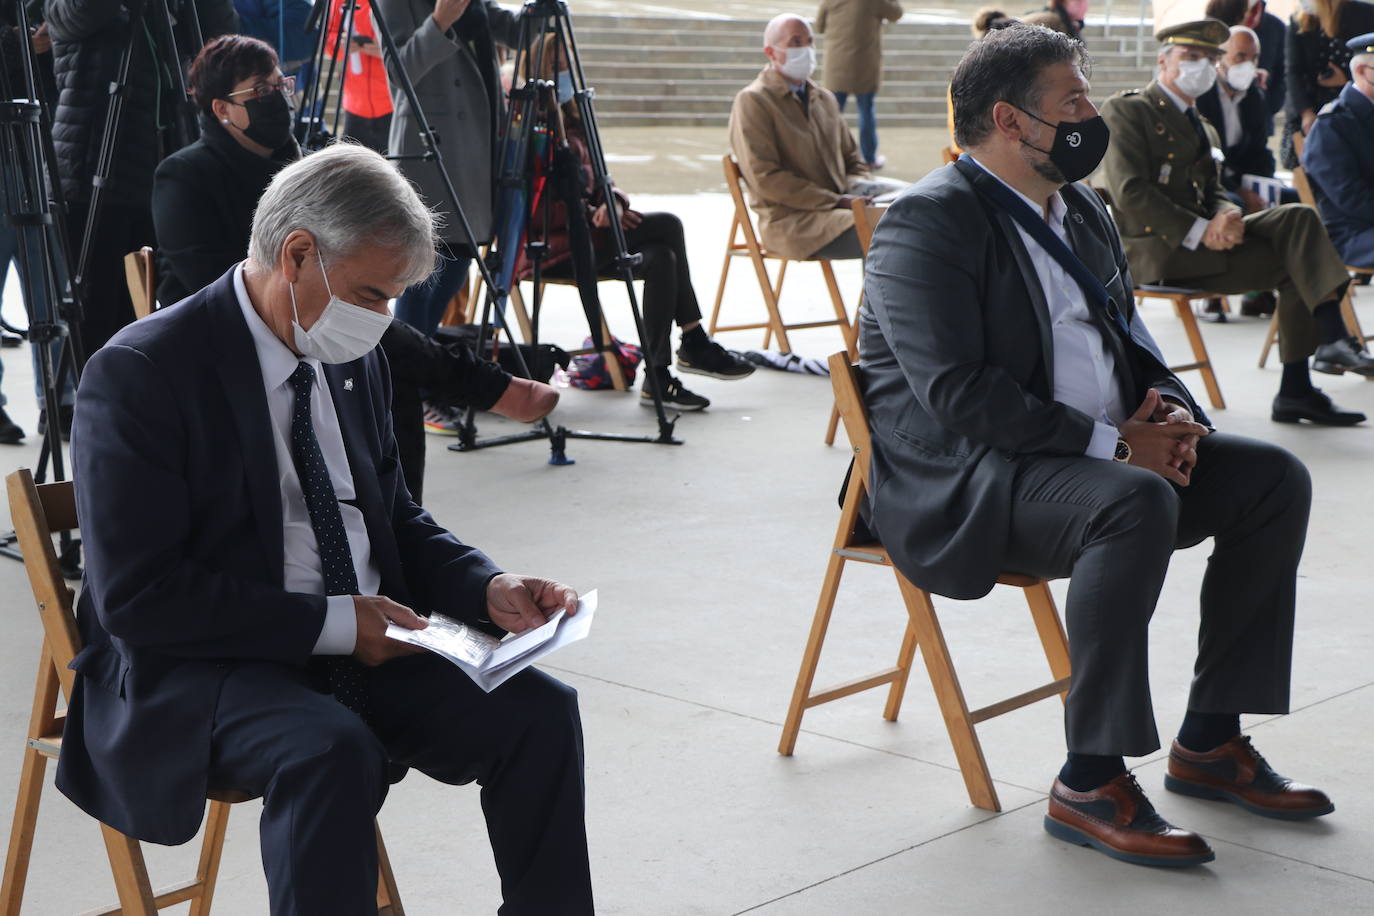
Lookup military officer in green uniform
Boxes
[1100,18,1371,426]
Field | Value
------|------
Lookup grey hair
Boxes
[248,142,438,285]
[1354,51,1374,71]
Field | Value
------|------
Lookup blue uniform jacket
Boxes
[1302,83,1374,269]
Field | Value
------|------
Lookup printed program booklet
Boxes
[385,590,597,692]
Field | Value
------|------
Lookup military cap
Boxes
[1154,18,1229,53]
[1347,31,1374,54]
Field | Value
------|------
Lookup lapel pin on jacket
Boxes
[344,378,354,391]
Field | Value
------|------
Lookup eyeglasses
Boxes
[226,76,296,101]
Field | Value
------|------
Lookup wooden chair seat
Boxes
[1,469,404,915]
[778,354,1072,813]
[711,154,858,443]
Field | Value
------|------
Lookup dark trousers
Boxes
[395,243,473,336]
[342,111,392,156]
[834,91,878,164]
[206,657,592,915]
[63,200,155,356]
[1000,432,1310,757]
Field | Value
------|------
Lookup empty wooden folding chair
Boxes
[1131,286,1228,408]
[778,354,1072,813]
[0,468,405,915]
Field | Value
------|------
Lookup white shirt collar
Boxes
[1159,81,1193,113]
[232,262,320,393]
[965,154,1068,229]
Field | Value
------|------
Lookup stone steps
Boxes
[564,13,1157,128]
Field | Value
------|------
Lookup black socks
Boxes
[1176,710,1240,753]
[1279,360,1313,397]
[1313,300,1348,345]
[680,324,710,354]
[1058,753,1127,792]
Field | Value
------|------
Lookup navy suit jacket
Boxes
[1196,82,1277,190]
[1303,83,1374,269]
[57,268,503,845]
[858,161,1204,599]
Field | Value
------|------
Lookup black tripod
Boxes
[73,0,199,338]
[296,0,356,151]
[450,0,682,458]
[367,0,680,464]
[0,0,86,575]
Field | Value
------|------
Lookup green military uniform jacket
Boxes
[1098,81,1241,284]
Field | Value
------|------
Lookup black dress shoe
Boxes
[0,408,24,445]
[1199,298,1227,323]
[1313,337,1374,377]
[1240,291,1276,317]
[1272,388,1366,425]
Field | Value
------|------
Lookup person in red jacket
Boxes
[326,0,394,153]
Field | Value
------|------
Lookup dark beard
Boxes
[1030,155,1067,185]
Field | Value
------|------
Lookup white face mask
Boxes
[288,250,393,364]
[1225,61,1257,91]
[774,45,816,83]
[1298,0,1317,14]
[1174,57,1218,98]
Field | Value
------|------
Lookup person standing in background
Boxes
[816,0,903,169]
[1025,0,1087,41]
[326,0,393,154]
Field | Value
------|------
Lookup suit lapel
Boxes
[321,361,405,597]
[207,274,286,585]
[1062,192,1138,402]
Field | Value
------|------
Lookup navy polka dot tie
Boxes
[288,363,371,721]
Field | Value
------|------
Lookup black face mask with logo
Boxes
[238,91,294,150]
[1012,104,1111,184]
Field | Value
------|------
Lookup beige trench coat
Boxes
[815,0,904,95]
[728,67,866,259]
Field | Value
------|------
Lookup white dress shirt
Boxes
[233,264,380,654]
[1159,82,1214,252]
[1215,85,1246,149]
[969,158,1127,460]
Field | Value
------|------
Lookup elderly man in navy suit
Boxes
[60,144,594,915]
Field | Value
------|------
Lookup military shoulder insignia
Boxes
[1318,100,1338,116]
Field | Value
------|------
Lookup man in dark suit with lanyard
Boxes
[60,144,594,915]
[861,24,1332,869]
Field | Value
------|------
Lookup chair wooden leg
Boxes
[709,221,739,336]
[99,823,157,915]
[1340,287,1366,342]
[894,575,1001,812]
[375,822,404,916]
[759,259,790,353]
[187,800,233,916]
[881,615,920,722]
[824,404,841,447]
[1171,295,1226,409]
[1259,311,1280,368]
[778,553,849,756]
[0,747,45,916]
[600,312,628,393]
[1022,583,1071,702]
[819,261,856,358]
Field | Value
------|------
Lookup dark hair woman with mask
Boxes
[152,35,299,305]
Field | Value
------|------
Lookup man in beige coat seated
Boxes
[728,13,905,261]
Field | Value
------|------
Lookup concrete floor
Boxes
[2,190,1374,914]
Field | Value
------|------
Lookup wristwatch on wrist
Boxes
[1113,438,1132,462]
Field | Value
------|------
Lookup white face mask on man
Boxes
[1225,60,1258,91]
[1174,57,1218,98]
[288,249,393,364]
[774,45,816,83]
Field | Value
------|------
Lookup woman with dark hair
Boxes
[1282,0,1374,166]
[152,34,555,501]
[1023,0,1087,40]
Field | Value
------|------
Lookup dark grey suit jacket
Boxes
[858,160,1204,600]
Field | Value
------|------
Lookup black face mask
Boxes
[238,92,294,150]
[1012,105,1111,184]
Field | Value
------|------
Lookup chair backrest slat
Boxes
[827,353,875,490]
[722,155,766,252]
[850,201,887,257]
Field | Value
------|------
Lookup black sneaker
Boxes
[1312,337,1374,377]
[641,373,709,411]
[677,339,755,380]
[0,408,24,445]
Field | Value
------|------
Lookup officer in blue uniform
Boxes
[1302,32,1374,270]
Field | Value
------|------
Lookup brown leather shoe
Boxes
[1044,774,1215,867]
[1165,735,1334,820]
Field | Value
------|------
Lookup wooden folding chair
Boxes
[778,355,1072,813]
[1131,286,1227,409]
[122,247,156,320]
[709,155,857,360]
[0,468,405,915]
[850,200,886,256]
[1263,137,1371,368]
[941,146,959,165]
